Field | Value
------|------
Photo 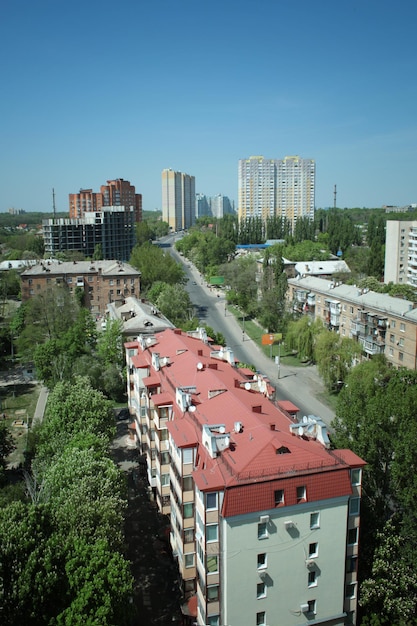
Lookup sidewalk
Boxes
[33,385,49,425]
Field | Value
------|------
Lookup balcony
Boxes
[359,336,385,356]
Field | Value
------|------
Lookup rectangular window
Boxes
[400,323,405,332]
[399,352,404,362]
[256,582,267,599]
[346,583,356,599]
[349,497,360,516]
[206,492,218,510]
[351,469,361,485]
[206,524,218,542]
[183,476,193,492]
[310,512,320,529]
[184,528,194,543]
[347,555,358,573]
[161,473,170,487]
[308,570,317,587]
[390,333,395,343]
[207,617,219,626]
[348,527,358,545]
[257,553,267,569]
[309,542,318,557]
[257,522,268,539]
[183,503,194,519]
[207,585,219,603]
[308,600,316,614]
[207,555,218,573]
[256,611,266,626]
[399,337,404,347]
[185,553,194,568]
[296,486,306,503]
[391,320,396,328]
[274,489,284,506]
[183,448,193,464]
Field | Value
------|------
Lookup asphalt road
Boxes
[162,234,335,427]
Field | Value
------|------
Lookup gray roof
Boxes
[106,296,175,336]
[21,259,140,277]
[289,275,417,319]
[294,260,350,276]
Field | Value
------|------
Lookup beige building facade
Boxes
[287,276,417,370]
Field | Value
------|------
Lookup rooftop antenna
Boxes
[333,184,337,209]
[52,188,56,222]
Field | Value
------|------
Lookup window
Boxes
[206,524,218,542]
[346,583,356,599]
[183,476,193,491]
[400,322,406,332]
[296,486,306,503]
[351,469,361,485]
[257,553,267,569]
[399,337,404,347]
[391,320,396,328]
[348,527,358,545]
[308,570,317,587]
[207,555,218,573]
[256,611,266,626]
[161,473,170,487]
[310,512,320,529]
[258,523,268,539]
[308,600,316,614]
[257,582,267,599]
[308,542,318,557]
[349,497,360,516]
[347,555,358,573]
[185,553,195,568]
[390,333,395,343]
[184,528,194,543]
[207,585,219,602]
[206,492,218,510]
[207,616,219,626]
[274,489,284,506]
[183,503,194,519]
[399,352,404,362]
[160,451,170,465]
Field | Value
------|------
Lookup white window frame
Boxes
[256,582,267,599]
[184,553,195,568]
[308,542,318,558]
[308,570,317,587]
[257,553,267,569]
[310,512,320,529]
[206,524,218,543]
[349,497,360,516]
[257,522,268,540]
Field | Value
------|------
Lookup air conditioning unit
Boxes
[305,559,315,569]
[284,520,295,530]
[259,570,267,580]
[300,603,310,613]
[259,515,270,524]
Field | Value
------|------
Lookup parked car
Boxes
[117,408,130,421]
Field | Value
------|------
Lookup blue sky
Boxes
[1,0,416,212]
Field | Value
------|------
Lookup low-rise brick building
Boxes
[21,260,141,316]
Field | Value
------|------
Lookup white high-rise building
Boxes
[384,220,417,285]
[162,169,195,231]
[238,155,315,229]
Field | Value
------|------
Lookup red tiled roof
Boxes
[151,392,173,406]
[143,375,160,388]
[277,400,300,415]
[131,353,149,368]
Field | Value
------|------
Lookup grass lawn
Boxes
[1,382,41,468]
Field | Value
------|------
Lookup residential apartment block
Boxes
[287,276,417,370]
[125,327,365,626]
[238,155,315,229]
[384,220,417,286]
[162,169,196,231]
[42,206,136,261]
[21,260,141,316]
[69,178,142,223]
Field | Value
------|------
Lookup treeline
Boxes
[332,360,417,625]
[0,377,134,625]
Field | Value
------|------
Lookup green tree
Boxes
[314,332,361,390]
[360,518,417,625]
[154,284,194,326]
[96,319,124,369]
[0,423,15,484]
[130,242,185,291]
[285,317,325,361]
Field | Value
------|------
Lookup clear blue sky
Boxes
[1,0,416,213]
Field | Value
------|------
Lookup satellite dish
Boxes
[307,424,316,434]
[197,362,203,371]
[298,425,304,436]
[219,426,226,434]
[303,415,308,423]
[244,382,251,390]
[188,405,196,413]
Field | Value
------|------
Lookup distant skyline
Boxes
[1,0,416,213]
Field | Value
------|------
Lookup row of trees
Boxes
[332,360,417,624]
[0,377,134,625]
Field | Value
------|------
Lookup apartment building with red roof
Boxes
[125,328,365,626]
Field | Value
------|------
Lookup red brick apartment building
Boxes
[21,260,141,316]
[69,178,142,223]
[125,327,365,626]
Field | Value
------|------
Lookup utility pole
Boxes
[334,184,337,209]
